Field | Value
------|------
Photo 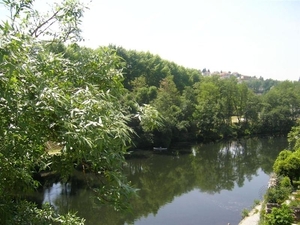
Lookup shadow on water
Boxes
[31,136,288,225]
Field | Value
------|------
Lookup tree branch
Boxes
[30,8,63,37]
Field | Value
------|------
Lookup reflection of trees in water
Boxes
[39,174,129,225]
[122,137,286,224]
[191,137,287,191]
[36,137,287,225]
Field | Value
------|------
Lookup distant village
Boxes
[201,68,256,82]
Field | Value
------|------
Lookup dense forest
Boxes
[48,43,300,148]
[113,45,299,147]
[1,1,300,224]
[92,44,300,147]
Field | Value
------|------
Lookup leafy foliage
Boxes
[288,121,300,151]
[265,204,294,225]
[245,77,280,94]
[0,0,161,223]
[110,45,300,145]
[260,81,300,134]
[265,186,291,204]
[2,201,85,225]
[273,150,300,184]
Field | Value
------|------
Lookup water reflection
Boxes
[43,183,72,210]
[37,137,287,225]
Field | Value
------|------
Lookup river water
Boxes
[35,136,288,225]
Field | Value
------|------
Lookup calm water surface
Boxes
[36,137,288,225]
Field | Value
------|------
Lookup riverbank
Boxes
[239,174,275,225]
[238,173,300,225]
[239,204,261,225]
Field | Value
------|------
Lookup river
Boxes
[34,136,288,225]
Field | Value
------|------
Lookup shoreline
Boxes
[238,174,276,225]
[238,204,261,225]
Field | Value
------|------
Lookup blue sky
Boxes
[1,0,300,81]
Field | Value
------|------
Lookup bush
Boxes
[265,186,291,204]
[253,199,261,206]
[242,208,250,218]
[265,204,294,225]
[279,176,292,190]
[3,200,85,225]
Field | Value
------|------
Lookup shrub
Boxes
[265,204,294,225]
[279,176,292,190]
[254,199,261,206]
[4,201,85,225]
[265,186,291,204]
[242,208,250,218]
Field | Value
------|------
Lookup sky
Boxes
[1,0,300,81]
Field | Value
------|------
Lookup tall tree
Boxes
[0,1,160,223]
[193,76,225,140]
[260,81,300,133]
[151,75,183,144]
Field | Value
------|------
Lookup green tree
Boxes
[0,0,160,223]
[149,75,186,145]
[129,76,158,105]
[260,81,300,134]
[193,76,228,140]
[273,150,300,185]
[245,77,280,94]
[179,86,197,139]
[288,121,300,150]
[111,46,201,93]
